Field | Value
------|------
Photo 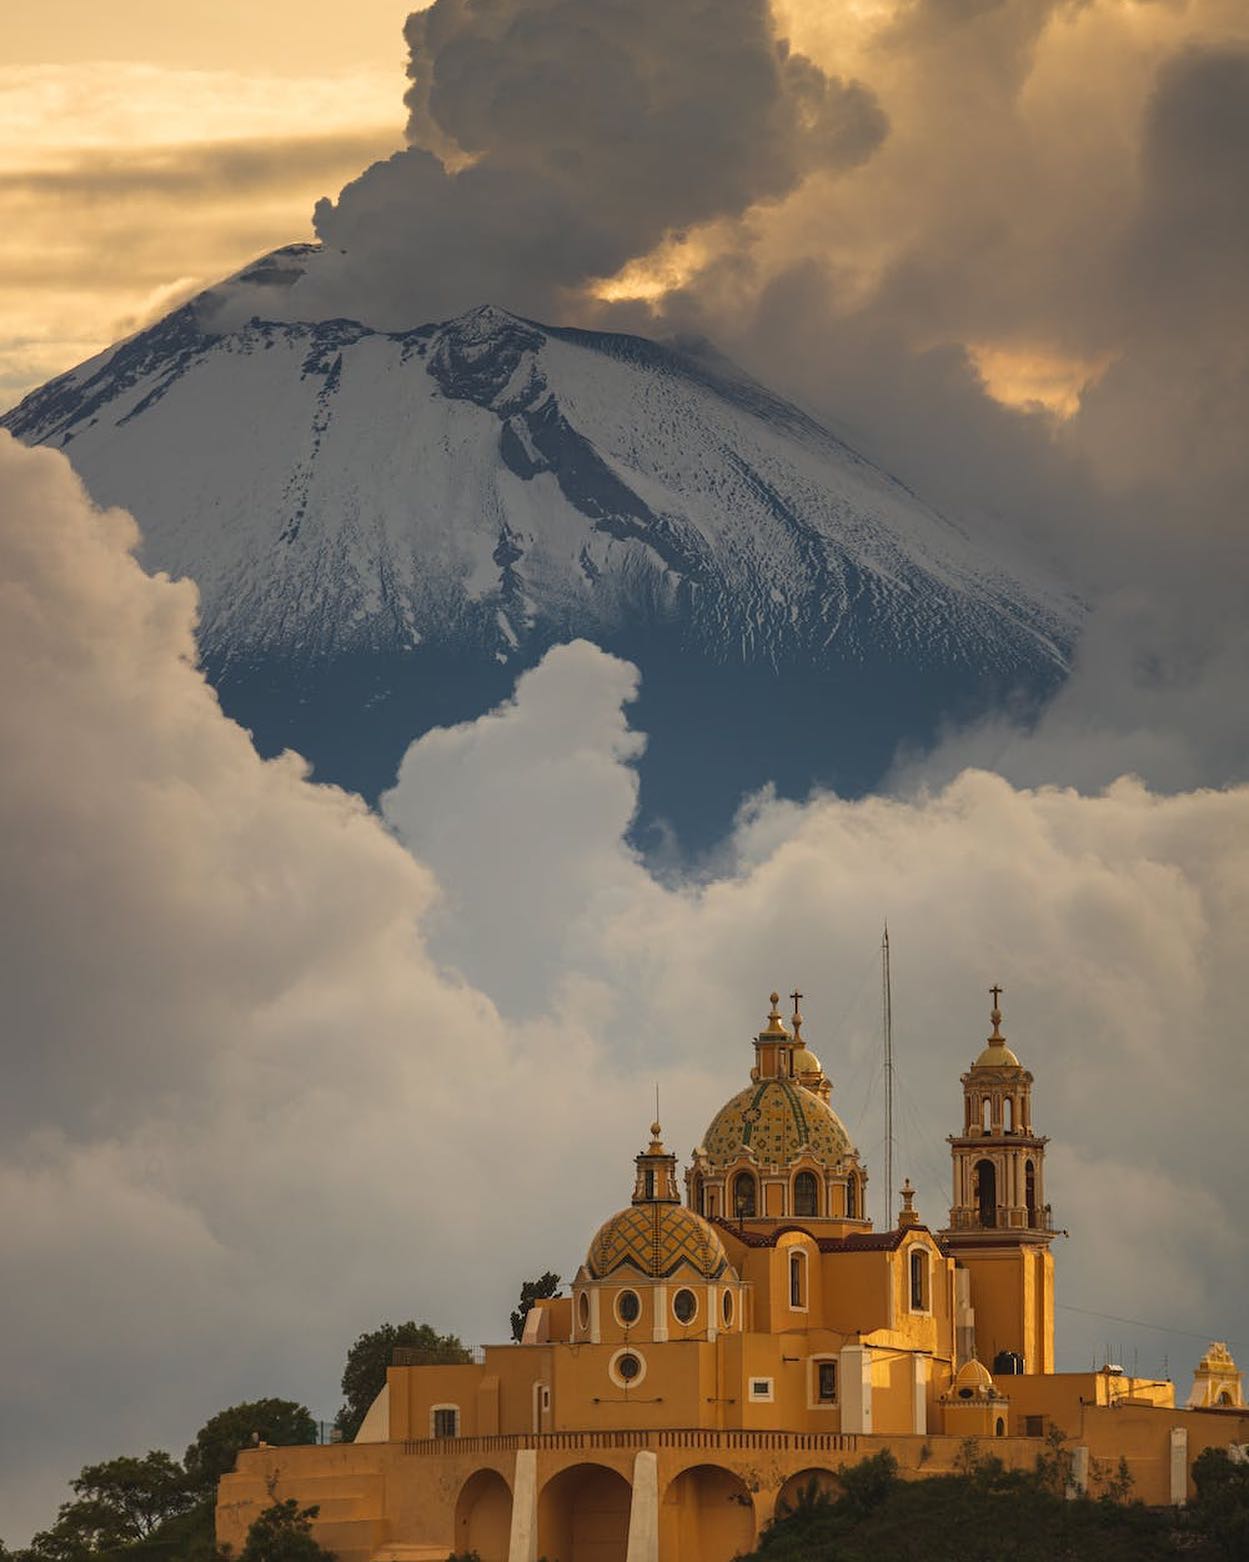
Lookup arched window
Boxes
[1004,1097,1014,1132]
[982,1097,992,1132]
[1025,1160,1037,1225]
[975,1160,997,1227]
[789,1249,807,1309]
[643,1168,655,1199]
[794,1171,819,1217]
[995,1416,1006,1438]
[732,1172,757,1219]
[692,1175,705,1215]
[910,1248,928,1311]
[845,1176,858,1220]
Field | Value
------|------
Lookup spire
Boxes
[971,981,1021,1069]
[790,989,804,1042]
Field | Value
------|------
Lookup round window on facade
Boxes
[615,1289,641,1325]
[608,1347,647,1388]
[722,1289,734,1327]
[577,1291,590,1331]
[673,1287,698,1325]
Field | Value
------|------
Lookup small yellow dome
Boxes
[952,1358,996,1397]
[974,1039,1022,1068]
[587,1203,730,1281]
[794,1047,823,1075]
[702,1076,853,1169]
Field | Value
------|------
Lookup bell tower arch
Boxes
[941,988,1057,1372]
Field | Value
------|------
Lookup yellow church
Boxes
[217,990,1249,1561]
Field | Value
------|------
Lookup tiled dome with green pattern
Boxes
[586,1203,730,1280]
[701,1077,854,1168]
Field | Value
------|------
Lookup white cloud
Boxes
[2,432,1247,1542]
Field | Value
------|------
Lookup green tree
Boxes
[237,1501,334,1562]
[335,1323,471,1442]
[184,1402,316,1500]
[22,1452,193,1561]
[1188,1446,1249,1560]
[510,1273,561,1343]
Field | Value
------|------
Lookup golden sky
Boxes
[2,3,414,404]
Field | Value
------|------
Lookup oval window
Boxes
[673,1288,697,1325]
[577,1291,590,1330]
[722,1289,734,1327]
[616,1289,641,1325]
[617,1351,642,1382]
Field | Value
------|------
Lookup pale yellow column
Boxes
[625,1450,659,1562]
[507,1448,538,1562]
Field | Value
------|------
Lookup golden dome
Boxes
[952,1358,996,1397]
[794,1047,823,1075]
[974,1039,1021,1068]
[701,1076,853,1169]
[974,987,1021,1068]
[586,1203,730,1281]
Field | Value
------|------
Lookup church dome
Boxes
[952,1358,997,1398]
[587,1202,730,1281]
[702,1076,853,1169]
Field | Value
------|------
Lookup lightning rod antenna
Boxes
[882,923,894,1228]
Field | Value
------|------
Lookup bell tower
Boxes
[941,988,1057,1373]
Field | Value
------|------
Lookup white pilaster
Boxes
[652,1285,668,1342]
[911,1355,928,1435]
[1066,1446,1089,1500]
[839,1346,873,1433]
[625,1450,659,1562]
[508,1448,538,1562]
[1170,1427,1189,1505]
[589,1287,601,1345]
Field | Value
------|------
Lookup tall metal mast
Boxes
[882,924,894,1228]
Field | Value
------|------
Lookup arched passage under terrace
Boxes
[537,1461,632,1562]
[453,1467,512,1562]
[775,1465,840,1519]
[662,1463,757,1562]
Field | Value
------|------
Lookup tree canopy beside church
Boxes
[741,1443,1249,1561]
[335,1321,471,1442]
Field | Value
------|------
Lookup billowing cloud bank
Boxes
[289,0,886,325]
[3,432,1247,1540]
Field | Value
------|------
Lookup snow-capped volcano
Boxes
[4,246,1081,844]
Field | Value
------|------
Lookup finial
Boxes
[761,991,790,1038]
[898,1176,919,1228]
[901,1178,915,1210]
[989,983,1004,1041]
[790,988,804,1041]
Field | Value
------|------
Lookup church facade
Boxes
[217,991,1248,1561]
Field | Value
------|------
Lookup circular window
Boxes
[673,1287,698,1325]
[722,1289,734,1327]
[615,1289,641,1325]
[577,1291,590,1330]
[608,1347,647,1388]
[958,1386,975,1400]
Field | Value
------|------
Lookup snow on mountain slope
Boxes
[3,246,1082,843]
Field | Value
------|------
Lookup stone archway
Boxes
[775,1466,839,1519]
[538,1461,632,1562]
[453,1467,512,1562]
[662,1464,756,1562]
